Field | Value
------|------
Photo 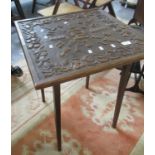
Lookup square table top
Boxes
[15,8,144,89]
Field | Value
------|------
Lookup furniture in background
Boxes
[15,8,143,151]
[11,65,23,77]
[128,0,144,25]
[125,0,144,94]
[37,0,115,17]
[120,0,138,7]
[37,0,83,16]
[88,0,116,17]
[126,63,144,94]
[32,0,55,14]
[11,0,25,23]
[11,0,25,76]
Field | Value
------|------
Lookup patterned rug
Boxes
[12,60,144,155]
[12,59,88,136]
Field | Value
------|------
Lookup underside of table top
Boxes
[15,8,144,89]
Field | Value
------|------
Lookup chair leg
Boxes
[32,0,55,13]
[128,18,137,25]
[52,0,61,15]
[73,0,80,6]
[41,89,46,102]
[32,0,37,13]
[89,0,97,8]
[14,0,25,18]
[11,11,15,26]
[85,76,90,89]
[112,64,132,128]
[126,65,144,94]
[107,2,116,17]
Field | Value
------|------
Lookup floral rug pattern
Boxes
[12,70,144,155]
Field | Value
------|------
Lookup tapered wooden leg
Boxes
[41,89,45,102]
[85,76,90,89]
[112,64,132,128]
[53,84,61,151]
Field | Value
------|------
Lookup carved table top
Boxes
[15,8,144,89]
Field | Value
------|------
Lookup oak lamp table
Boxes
[15,8,144,151]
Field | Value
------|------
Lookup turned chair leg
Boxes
[41,89,46,102]
[85,76,90,89]
[112,64,132,128]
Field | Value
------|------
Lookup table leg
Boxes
[85,76,90,89]
[112,64,132,128]
[41,89,45,102]
[53,84,61,151]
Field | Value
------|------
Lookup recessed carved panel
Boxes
[16,8,144,82]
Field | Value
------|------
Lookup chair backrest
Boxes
[52,0,95,15]
[77,0,97,9]
[69,0,95,9]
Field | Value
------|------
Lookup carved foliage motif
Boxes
[19,9,144,79]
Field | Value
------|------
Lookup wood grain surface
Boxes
[15,8,144,89]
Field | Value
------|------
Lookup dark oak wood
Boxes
[15,8,144,151]
[11,0,25,19]
[85,76,90,89]
[107,2,116,17]
[41,88,45,102]
[32,0,37,14]
[112,64,132,128]
[52,0,61,15]
[89,0,115,17]
[128,0,144,25]
[126,64,144,94]
[15,8,144,90]
[53,84,61,151]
